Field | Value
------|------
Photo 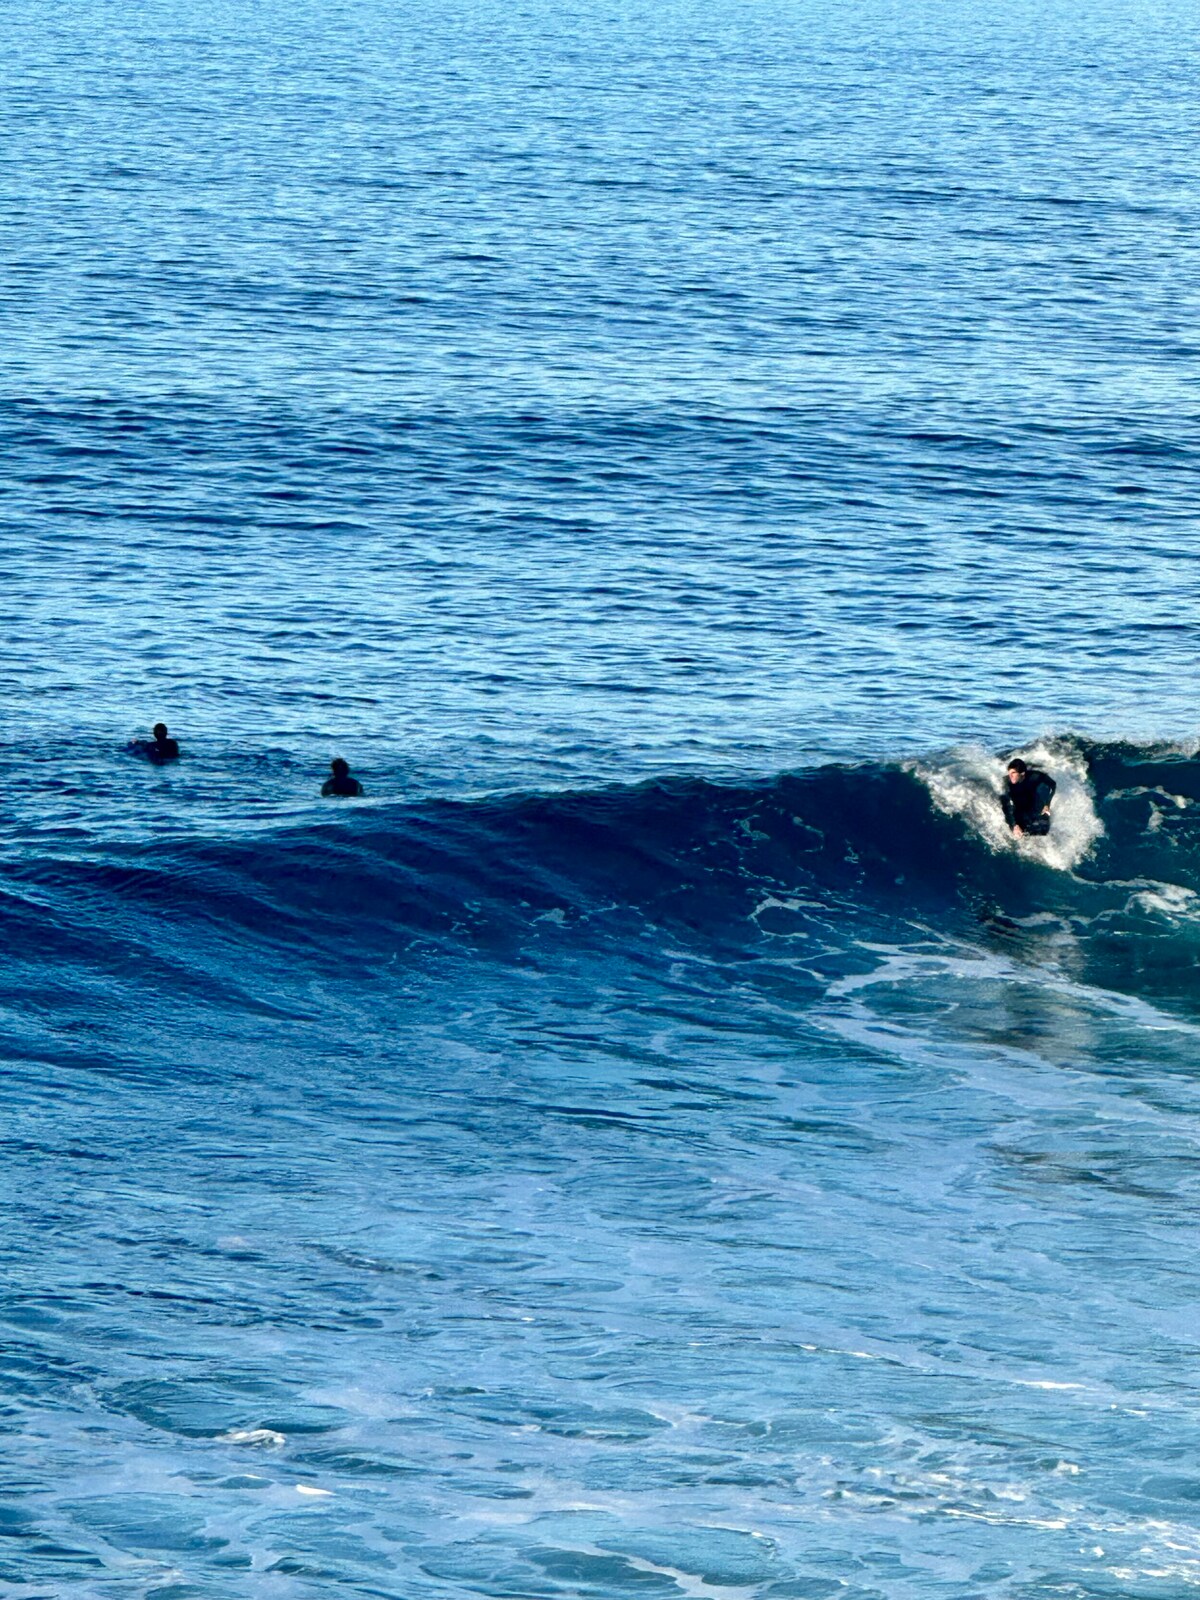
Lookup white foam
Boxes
[827,939,1200,1040]
[1107,785,1190,810]
[911,738,1103,872]
[1123,881,1200,919]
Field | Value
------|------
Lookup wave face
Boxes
[8,736,1200,1027]
[7,0,1200,1588]
[5,739,1200,1596]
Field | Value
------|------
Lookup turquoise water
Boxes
[3,0,1200,1594]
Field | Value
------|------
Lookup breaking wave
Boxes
[4,736,1200,1058]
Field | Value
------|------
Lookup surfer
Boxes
[133,722,180,762]
[1002,757,1055,837]
[321,757,363,798]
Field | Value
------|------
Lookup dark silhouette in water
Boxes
[132,722,180,763]
[322,757,363,798]
[1002,757,1055,836]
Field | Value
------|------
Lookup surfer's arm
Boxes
[1034,776,1056,813]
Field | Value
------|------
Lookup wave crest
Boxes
[5,736,1200,1038]
[913,737,1104,872]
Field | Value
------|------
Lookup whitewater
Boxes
[4,0,1200,1594]
[5,738,1200,1596]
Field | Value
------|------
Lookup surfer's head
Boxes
[153,723,169,741]
[1006,757,1027,784]
[330,758,350,779]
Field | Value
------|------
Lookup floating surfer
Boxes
[132,722,180,763]
[321,757,363,798]
[1002,756,1055,837]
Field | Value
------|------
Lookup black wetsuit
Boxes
[321,774,363,797]
[1002,768,1056,835]
[132,736,179,762]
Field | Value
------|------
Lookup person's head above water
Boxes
[321,756,363,797]
[1006,757,1028,783]
[143,722,180,760]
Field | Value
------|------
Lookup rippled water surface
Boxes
[3,0,1200,1594]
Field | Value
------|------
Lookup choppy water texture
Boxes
[3,0,1200,1594]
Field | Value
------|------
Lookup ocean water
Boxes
[4,0,1200,1594]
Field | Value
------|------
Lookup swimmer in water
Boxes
[132,722,180,762]
[1001,756,1055,837]
[321,757,363,798]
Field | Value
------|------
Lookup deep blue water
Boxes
[4,0,1200,1594]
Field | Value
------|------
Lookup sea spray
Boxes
[912,737,1104,873]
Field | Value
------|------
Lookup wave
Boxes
[4,736,1200,1054]
[914,736,1105,872]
